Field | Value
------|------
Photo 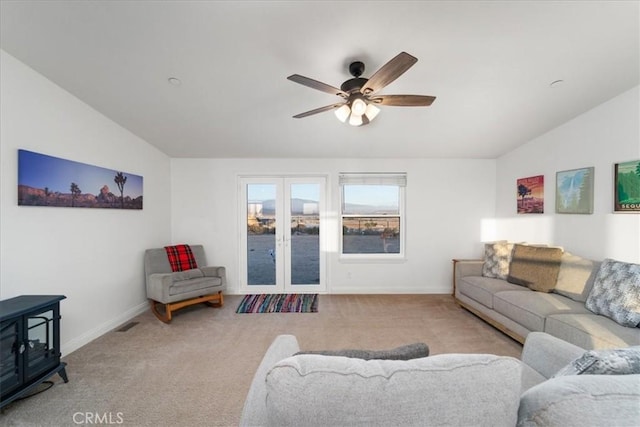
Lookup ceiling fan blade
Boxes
[287,74,348,98]
[360,52,418,96]
[370,95,436,107]
[293,103,345,118]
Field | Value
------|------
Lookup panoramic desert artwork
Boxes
[18,149,143,209]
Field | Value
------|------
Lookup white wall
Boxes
[495,86,640,262]
[4,48,636,356]
[0,51,172,354]
[171,157,496,294]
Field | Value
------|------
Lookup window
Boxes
[339,173,406,258]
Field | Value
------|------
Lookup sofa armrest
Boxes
[521,332,584,380]
[200,266,226,285]
[240,335,300,427]
[454,260,483,296]
[146,273,173,302]
[455,260,484,278]
[518,374,640,427]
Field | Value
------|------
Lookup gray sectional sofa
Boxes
[454,243,640,350]
[240,333,640,426]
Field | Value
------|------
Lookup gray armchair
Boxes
[144,244,226,323]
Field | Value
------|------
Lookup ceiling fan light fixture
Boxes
[289,52,435,127]
[351,98,367,116]
[364,103,380,121]
[334,104,351,123]
[349,113,363,127]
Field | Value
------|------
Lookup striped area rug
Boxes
[236,293,318,313]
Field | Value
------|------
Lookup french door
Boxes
[239,176,326,294]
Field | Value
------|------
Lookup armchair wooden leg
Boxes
[149,299,172,323]
[204,291,224,307]
[149,292,224,323]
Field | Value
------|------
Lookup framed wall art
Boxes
[614,159,640,213]
[18,149,143,209]
[517,175,544,214]
[555,167,594,214]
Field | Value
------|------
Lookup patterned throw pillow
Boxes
[554,346,640,376]
[482,241,514,279]
[585,259,640,327]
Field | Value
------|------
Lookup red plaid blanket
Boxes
[164,244,198,272]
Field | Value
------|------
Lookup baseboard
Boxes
[331,287,452,294]
[226,288,452,295]
[61,301,148,356]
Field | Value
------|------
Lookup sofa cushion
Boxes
[507,244,563,292]
[545,313,640,350]
[517,374,640,427]
[170,268,204,281]
[554,252,601,302]
[482,241,514,279]
[458,276,530,309]
[295,342,429,360]
[585,258,640,327]
[169,277,222,296]
[265,353,522,426]
[553,346,640,376]
[493,291,590,332]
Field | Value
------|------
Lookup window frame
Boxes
[339,173,406,261]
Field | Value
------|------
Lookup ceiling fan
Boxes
[287,52,436,126]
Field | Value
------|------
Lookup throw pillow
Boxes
[294,342,429,360]
[585,258,640,328]
[554,252,601,302]
[164,244,198,272]
[482,241,514,280]
[553,346,640,376]
[506,244,563,292]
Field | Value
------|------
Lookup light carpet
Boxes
[0,294,522,426]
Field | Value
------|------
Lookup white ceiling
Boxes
[1,1,638,159]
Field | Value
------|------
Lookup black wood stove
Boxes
[0,295,68,409]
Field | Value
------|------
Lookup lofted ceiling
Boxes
[1,1,638,159]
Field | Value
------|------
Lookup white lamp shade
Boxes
[349,114,363,126]
[334,105,351,123]
[351,98,367,116]
[364,104,381,121]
